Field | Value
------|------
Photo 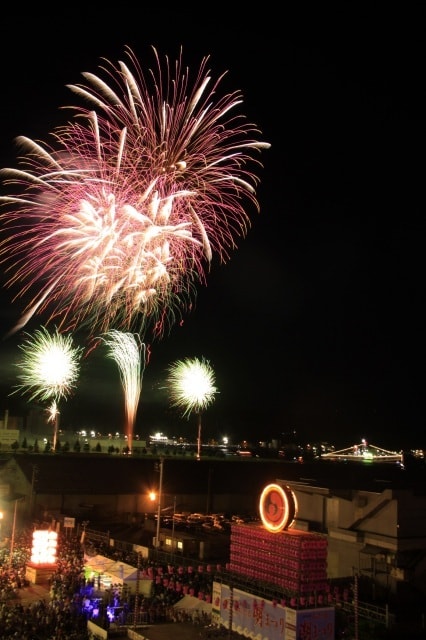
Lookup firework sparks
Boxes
[13,326,82,402]
[13,326,83,449]
[166,356,218,459]
[0,46,270,339]
[100,330,146,451]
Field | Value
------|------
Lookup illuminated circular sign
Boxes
[259,483,298,532]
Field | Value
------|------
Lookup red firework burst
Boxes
[0,46,270,339]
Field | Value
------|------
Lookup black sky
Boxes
[0,7,424,450]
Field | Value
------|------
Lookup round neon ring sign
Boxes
[259,483,298,532]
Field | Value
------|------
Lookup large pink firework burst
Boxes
[0,46,270,339]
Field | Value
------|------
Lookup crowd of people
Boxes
[0,528,92,639]
[0,524,216,639]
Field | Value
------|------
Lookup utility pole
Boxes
[155,457,164,548]
[30,464,39,519]
[228,584,234,639]
[9,497,24,568]
[134,551,141,629]
[171,495,176,553]
[354,572,359,640]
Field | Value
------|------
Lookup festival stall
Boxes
[84,554,153,595]
[172,593,212,621]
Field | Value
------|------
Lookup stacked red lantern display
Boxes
[229,483,328,595]
[229,523,328,594]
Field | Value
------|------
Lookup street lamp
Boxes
[171,495,176,553]
[155,457,164,548]
[9,495,25,568]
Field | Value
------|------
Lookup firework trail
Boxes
[100,330,146,451]
[47,400,59,424]
[166,356,218,459]
[12,326,83,449]
[47,399,60,444]
[0,46,270,340]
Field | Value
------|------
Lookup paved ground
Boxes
[131,622,220,639]
[16,582,51,605]
[131,622,239,639]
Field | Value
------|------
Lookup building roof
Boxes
[2,452,424,498]
[3,453,297,496]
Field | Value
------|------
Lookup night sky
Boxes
[0,8,424,450]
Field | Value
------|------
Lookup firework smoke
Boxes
[100,330,146,451]
[0,46,270,339]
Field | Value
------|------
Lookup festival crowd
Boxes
[0,526,215,639]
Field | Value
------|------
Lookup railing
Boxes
[81,526,110,545]
[80,524,397,632]
[340,599,395,627]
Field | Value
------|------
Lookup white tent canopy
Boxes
[84,554,115,574]
[173,594,212,614]
[84,554,152,595]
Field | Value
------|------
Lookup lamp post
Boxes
[134,551,141,629]
[155,457,164,549]
[9,496,24,568]
[171,495,176,553]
